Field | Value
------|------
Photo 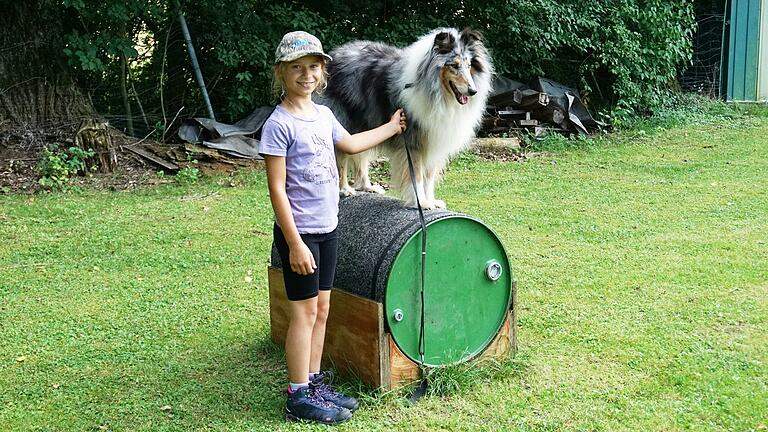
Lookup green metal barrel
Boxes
[271,194,513,366]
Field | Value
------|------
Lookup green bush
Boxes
[37,146,95,191]
[60,0,696,123]
[175,166,200,185]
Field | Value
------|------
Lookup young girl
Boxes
[259,31,406,424]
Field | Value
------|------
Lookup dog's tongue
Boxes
[459,95,469,105]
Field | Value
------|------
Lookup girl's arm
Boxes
[264,155,317,275]
[335,109,406,155]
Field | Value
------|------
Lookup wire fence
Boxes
[679,12,726,99]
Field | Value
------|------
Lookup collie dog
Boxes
[322,28,493,209]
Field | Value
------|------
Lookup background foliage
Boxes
[59,0,695,131]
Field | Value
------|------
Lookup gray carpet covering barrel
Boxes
[270,194,459,302]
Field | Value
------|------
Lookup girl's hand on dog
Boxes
[289,241,317,275]
[390,108,407,134]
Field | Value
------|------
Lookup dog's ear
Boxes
[460,28,483,45]
[433,32,455,54]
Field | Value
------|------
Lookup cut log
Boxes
[74,119,116,173]
[473,137,522,150]
[534,105,567,126]
[512,89,549,108]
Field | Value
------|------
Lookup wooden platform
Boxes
[268,266,517,390]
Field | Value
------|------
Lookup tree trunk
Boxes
[0,1,95,131]
[120,54,135,136]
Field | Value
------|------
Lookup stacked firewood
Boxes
[481,88,569,137]
[480,76,609,138]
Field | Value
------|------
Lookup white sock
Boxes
[308,371,320,381]
[288,382,309,392]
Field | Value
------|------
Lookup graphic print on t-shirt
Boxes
[303,133,337,185]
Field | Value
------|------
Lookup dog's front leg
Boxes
[337,153,356,197]
[351,150,385,194]
[425,166,445,209]
[402,162,434,209]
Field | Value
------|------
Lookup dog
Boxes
[320,27,493,209]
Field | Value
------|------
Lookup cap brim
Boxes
[276,51,333,64]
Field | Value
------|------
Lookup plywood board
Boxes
[268,266,385,387]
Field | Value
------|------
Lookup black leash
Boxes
[398,85,429,401]
[404,143,429,403]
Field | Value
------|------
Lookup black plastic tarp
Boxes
[177,106,274,159]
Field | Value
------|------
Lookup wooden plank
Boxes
[323,285,385,387]
[511,280,518,353]
[387,336,421,389]
[267,267,290,345]
[268,266,385,387]
[517,119,539,126]
[124,145,179,171]
[497,109,527,116]
[512,88,549,107]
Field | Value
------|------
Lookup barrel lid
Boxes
[384,216,512,366]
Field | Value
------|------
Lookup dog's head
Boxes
[433,28,491,106]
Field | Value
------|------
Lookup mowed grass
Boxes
[1,111,767,431]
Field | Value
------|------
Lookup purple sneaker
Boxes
[285,386,352,424]
[310,371,360,412]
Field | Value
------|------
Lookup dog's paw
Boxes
[433,199,447,209]
[340,186,357,197]
[360,184,385,194]
[405,199,435,210]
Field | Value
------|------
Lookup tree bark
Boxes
[0,1,95,130]
[120,54,135,136]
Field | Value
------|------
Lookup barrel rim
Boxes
[383,214,513,366]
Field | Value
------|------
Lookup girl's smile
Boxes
[284,56,324,97]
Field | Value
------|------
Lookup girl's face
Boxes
[282,55,324,98]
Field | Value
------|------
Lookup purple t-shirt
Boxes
[259,103,348,234]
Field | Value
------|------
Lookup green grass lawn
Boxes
[1,109,767,431]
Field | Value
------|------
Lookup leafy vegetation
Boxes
[36,146,96,191]
[55,0,695,125]
[174,166,200,185]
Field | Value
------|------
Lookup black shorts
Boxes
[273,224,339,301]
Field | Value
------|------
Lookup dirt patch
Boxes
[0,124,263,194]
[472,145,528,162]
[471,137,529,162]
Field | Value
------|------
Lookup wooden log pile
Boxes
[481,87,570,137]
[480,76,610,139]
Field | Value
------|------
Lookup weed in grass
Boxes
[423,360,491,397]
[37,145,95,191]
[175,166,200,185]
[420,354,532,398]
[736,102,768,117]
[521,131,597,153]
[227,166,267,187]
[449,150,480,170]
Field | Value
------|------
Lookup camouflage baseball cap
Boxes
[274,31,332,64]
